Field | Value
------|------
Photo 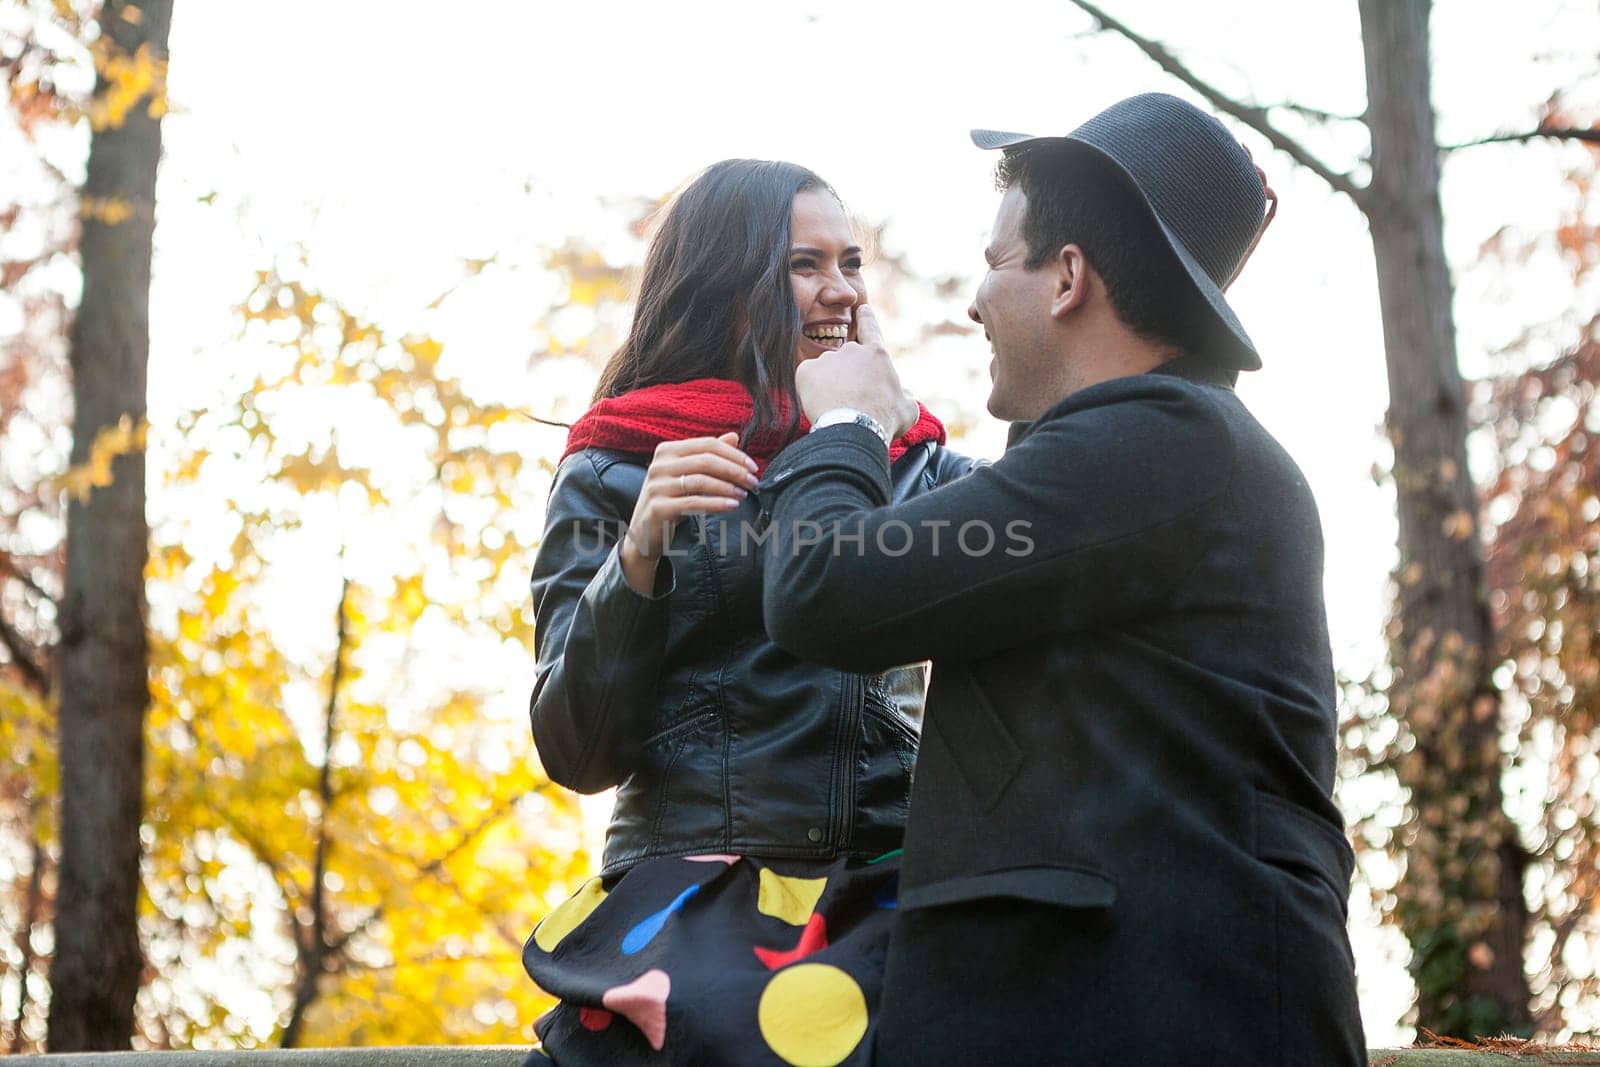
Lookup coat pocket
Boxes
[607,710,724,860]
[1253,790,1355,918]
[900,864,1117,911]
[854,696,917,827]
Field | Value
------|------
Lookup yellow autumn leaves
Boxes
[123,259,602,1046]
[88,37,167,131]
[56,414,148,503]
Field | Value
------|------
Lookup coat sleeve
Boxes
[759,377,1234,673]
[529,452,673,793]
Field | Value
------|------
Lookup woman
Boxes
[524,159,973,1066]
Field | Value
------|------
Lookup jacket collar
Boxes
[1150,352,1239,389]
[1005,353,1236,449]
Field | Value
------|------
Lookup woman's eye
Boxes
[789,258,814,270]
[844,259,863,272]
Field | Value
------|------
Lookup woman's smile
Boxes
[801,319,851,354]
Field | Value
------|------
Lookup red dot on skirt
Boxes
[579,1007,614,1032]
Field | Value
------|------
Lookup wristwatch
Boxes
[811,407,891,447]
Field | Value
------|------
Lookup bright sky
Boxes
[138,0,1598,1045]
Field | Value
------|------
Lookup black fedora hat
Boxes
[973,93,1270,371]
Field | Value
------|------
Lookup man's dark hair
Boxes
[996,141,1219,358]
[595,158,836,446]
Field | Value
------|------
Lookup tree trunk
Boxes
[1358,0,1532,1037]
[46,0,172,1051]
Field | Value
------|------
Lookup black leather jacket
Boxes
[530,440,976,876]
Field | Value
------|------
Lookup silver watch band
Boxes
[811,406,890,447]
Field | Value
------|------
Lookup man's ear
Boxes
[1050,244,1089,320]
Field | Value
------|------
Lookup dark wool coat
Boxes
[759,359,1366,1067]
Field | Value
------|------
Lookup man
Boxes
[756,94,1366,1065]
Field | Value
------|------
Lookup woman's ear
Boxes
[1050,244,1089,320]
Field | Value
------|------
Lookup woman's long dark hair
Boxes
[593,159,834,445]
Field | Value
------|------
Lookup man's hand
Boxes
[795,305,918,437]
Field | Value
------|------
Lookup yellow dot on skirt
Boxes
[757,868,828,926]
[532,877,607,952]
[757,963,868,1067]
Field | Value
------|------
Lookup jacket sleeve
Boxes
[928,442,985,485]
[759,377,1234,673]
[530,452,673,793]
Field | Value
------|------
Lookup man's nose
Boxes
[968,302,983,325]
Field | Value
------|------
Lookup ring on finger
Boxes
[679,474,689,497]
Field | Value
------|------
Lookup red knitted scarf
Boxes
[561,378,946,474]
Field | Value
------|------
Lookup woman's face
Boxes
[789,189,867,364]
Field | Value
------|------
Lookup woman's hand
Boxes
[619,432,760,594]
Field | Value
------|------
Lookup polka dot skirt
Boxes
[523,851,901,1065]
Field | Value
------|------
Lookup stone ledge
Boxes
[40,1054,528,1067]
[32,1048,1600,1065]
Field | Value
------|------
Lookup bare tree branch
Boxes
[1065,0,1369,205]
[0,610,49,696]
[7,812,46,1054]
[0,548,57,693]
[0,552,57,609]
[211,808,304,931]
[337,951,524,974]
[177,715,310,931]
[371,787,555,876]
[1267,100,1367,126]
[1444,126,1600,151]
[281,571,351,1050]
[325,791,527,956]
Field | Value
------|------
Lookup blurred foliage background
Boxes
[2,0,1600,1052]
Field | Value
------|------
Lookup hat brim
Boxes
[968,128,1262,371]
[970,129,1041,151]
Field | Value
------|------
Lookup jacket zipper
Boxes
[835,673,861,849]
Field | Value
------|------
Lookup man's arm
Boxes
[759,376,1234,673]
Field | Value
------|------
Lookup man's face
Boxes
[969,186,1063,421]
